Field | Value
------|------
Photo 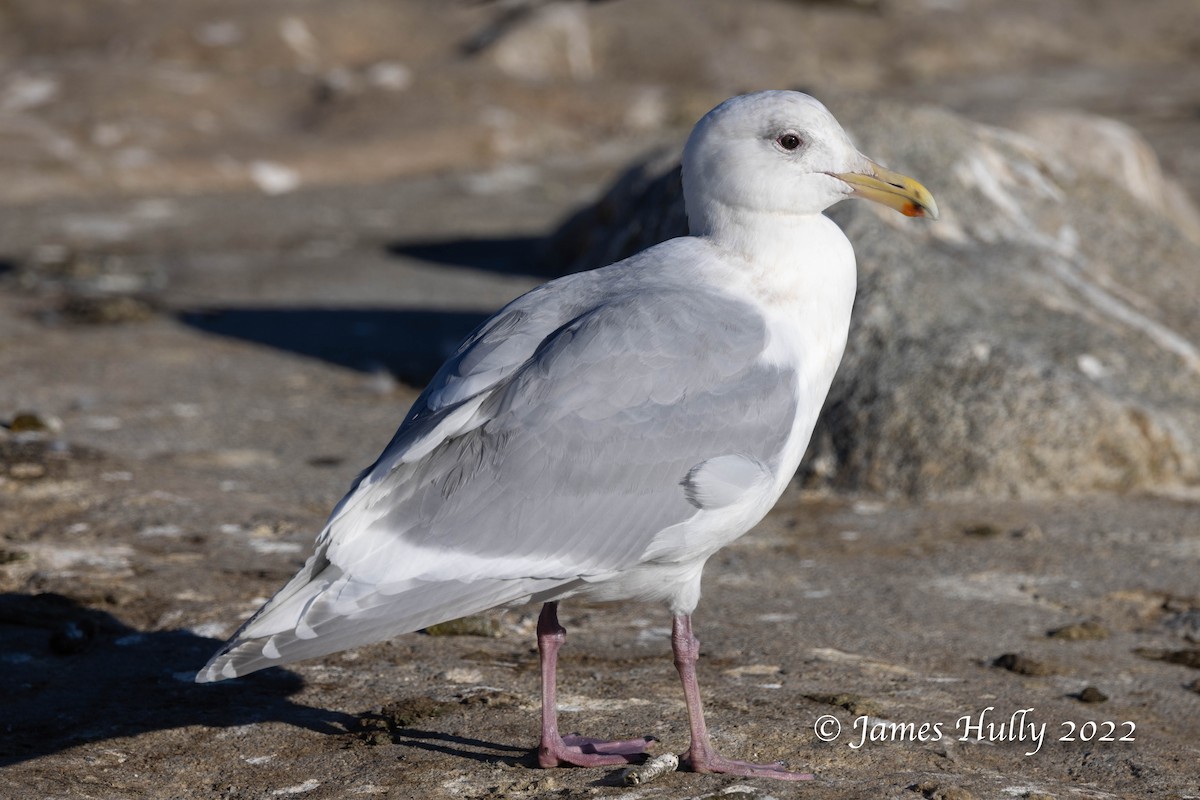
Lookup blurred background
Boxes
[4,0,1198,493]
[2,0,1198,201]
[3,2,1200,798]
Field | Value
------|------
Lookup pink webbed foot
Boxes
[672,613,814,781]
[538,733,656,768]
[535,603,656,768]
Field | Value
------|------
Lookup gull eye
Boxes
[777,133,803,151]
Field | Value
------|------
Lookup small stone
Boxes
[365,61,413,92]
[1134,647,1200,669]
[1160,649,1200,669]
[1076,686,1108,703]
[0,548,29,565]
[962,523,1001,538]
[936,789,975,800]
[456,689,522,708]
[439,667,483,684]
[249,161,301,195]
[1047,621,1109,640]
[376,696,456,728]
[306,455,344,468]
[8,412,55,433]
[804,692,882,717]
[8,462,46,479]
[910,782,976,800]
[623,752,678,786]
[993,653,1056,676]
[49,619,97,655]
[1010,524,1044,540]
[60,294,157,325]
[1161,608,1200,642]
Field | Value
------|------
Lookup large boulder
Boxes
[546,94,1200,498]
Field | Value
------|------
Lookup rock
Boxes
[992,652,1055,676]
[59,294,158,325]
[547,95,1200,498]
[803,691,882,717]
[622,752,678,786]
[49,618,97,655]
[375,696,457,729]
[7,411,61,434]
[911,782,976,800]
[476,1,594,82]
[0,548,29,565]
[1076,686,1108,703]
[1,438,80,481]
[1134,648,1200,670]
[1009,110,1200,245]
[1161,608,1200,643]
[1047,621,1109,641]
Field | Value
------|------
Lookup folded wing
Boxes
[198,242,799,682]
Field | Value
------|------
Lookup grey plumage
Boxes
[199,238,797,681]
[196,90,938,781]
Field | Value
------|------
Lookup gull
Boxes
[197,90,937,780]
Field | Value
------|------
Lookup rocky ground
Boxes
[2,1,1199,798]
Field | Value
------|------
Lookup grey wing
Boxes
[198,256,799,681]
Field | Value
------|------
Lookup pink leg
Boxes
[672,614,813,780]
[536,602,656,768]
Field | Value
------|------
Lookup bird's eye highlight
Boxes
[777,133,803,151]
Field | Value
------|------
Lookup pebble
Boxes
[1134,648,1200,669]
[250,161,301,195]
[8,411,61,433]
[910,781,976,800]
[1047,621,1109,640]
[59,294,157,324]
[1162,608,1200,642]
[804,692,882,717]
[993,653,1056,676]
[622,752,678,786]
[49,619,97,655]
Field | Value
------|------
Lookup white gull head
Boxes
[681,90,938,239]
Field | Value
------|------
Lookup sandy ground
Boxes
[3,163,1199,800]
[2,1,1200,798]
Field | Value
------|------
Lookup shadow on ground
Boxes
[0,593,354,767]
[179,308,490,383]
[385,235,552,278]
[379,727,533,766]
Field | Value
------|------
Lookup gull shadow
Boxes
[179,150,681,377]
[383,727,533,766]
[179,149,680,378]
[178,307,489,384]
[0,592,354,767]
[177,235,543,381]
[384,235,551,278]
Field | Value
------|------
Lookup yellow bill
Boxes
[831,161,939,220]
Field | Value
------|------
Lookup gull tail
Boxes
[195,559,569,683]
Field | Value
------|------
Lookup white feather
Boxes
[197,90,883,683]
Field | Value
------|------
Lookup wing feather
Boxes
[198,240,802,681]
